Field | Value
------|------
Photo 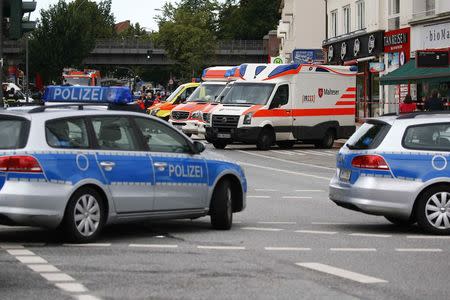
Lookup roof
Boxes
[380,59,450,85]
[114,20,131,34]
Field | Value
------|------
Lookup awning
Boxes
[380,59,450,85]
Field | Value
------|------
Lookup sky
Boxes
[31,0,174,32]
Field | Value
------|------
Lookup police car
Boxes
[330,112,450,234]
[0,86,247,242]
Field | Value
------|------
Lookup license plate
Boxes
[339,169,351,182]
[217,133,231,139]
[174,125,183,130]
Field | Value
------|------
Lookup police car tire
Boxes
[213,142,227,149]
[210,180,233,230]
[257,128,274,151]
[417,185,450,235]
[315,130,335,149]
[277,141,295,149]
[63,187,105,242]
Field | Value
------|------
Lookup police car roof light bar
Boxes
[43,86,132,104]
[28,103,109,114]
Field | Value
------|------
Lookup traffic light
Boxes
[8,0,37,40]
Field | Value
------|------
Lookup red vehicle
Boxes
[63,69,101,86]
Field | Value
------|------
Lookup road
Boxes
[1,144,449,300]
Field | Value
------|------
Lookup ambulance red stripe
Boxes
[340,94,356,99]
[346,87,356,92]
[253,108,355,117]
[335,101,356,106]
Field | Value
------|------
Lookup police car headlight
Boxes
[191,111,203,119]
[243,112,253,125]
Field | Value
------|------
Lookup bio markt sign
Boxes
[421,21,450,49]
[270,56,285,64]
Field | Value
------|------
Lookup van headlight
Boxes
[243,112,253,125]
[191,111,203,119]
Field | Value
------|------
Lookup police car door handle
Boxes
[100,161,115,171]
[154,162,167,171]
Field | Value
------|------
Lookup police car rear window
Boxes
[346,122,391,150]
[0,116,29,149]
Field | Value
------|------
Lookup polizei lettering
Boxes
[169,164,203,178]
[53,87,105,102]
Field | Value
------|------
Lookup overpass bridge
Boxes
[4,39,268,66]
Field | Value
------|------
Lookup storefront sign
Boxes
[416,49,450,68]
[384,27,411,67]
[369,62,385,73]
[270,56,285,64]
[292,49,324,64]
[421,21,450,49]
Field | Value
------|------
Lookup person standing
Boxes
[424,89,444,111]
[399,94,417,113]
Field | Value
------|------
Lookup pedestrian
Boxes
[399,94,416,113]
[424,89,444,111]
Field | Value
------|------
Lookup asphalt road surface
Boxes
[1,144,449,300]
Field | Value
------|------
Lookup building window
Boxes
[413,0,435,18]
[388,0,400,30]
[356,1,365,30]
[331,10,338,37]
[343,5,351,34]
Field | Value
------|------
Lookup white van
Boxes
[206,63,357,150]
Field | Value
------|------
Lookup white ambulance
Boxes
[205,63,357,150]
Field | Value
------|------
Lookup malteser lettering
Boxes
[169,164,203,178]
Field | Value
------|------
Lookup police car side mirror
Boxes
[193,141,205,154]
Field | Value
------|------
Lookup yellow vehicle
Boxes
[149,82,200,120]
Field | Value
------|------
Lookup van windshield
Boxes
[64,77,91,86]
[165,85,184,102]
[187,84,225,103]
[222,83,275,105]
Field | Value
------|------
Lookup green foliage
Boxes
[153,0,219,80]
[29,0,115,83]
[118,22,151,40]
[217,0,281,40]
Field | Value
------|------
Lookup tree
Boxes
[29,0,115,83]
[153,0,219,80]
[118,22,151,40]
[217,0,281,40]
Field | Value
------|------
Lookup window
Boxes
[389,0,400,14]
[187,84,225,103]
[176,87,196,104]
[134,118,191,153]
[222,83,275,105]
[270,84,289,109]
[91,117,139,151]
[388,0,400,30]
[403,123,450,151]
[356,1,365,30]
[46,118,89,149]
[343,6,351,34]
[346,122,391,150]
[0,116,29,149]
[413,0,435,18]
[331,10,338,37]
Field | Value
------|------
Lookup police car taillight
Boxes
[0,156,43,173]
[351,155,389,170]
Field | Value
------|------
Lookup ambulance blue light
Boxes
[43,86,133,104]
[349,66,358,72]
[225,67,238,78]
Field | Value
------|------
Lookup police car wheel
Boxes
[384,216,415,226]
[417,185,450,235]
[277,141,295,149]
[63,187,105,242]
[210,180,233,230]
[213,142,227,149]
[257,128,274,151]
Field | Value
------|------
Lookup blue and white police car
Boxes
[330,112,450,234]
[0,86,247,242]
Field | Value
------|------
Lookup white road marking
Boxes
[254,188,278,192]
[155,235,165,239]
[247,195,271,199]
[271,150,295,156]
[238,162,331,181]
[15,256,48,264]
[286,151,306,156]
[282,196,313,199]
[129,244,178,248]
[295,230,337,235]
[296,262,388,284]
[7,249,35,256]
[330,248,377,252]
[297,150,334,157]
[76,295,102,300]
[265,247,311,251]
[41,273,75,282]
[312,222,349,225]
[395,248,443,252]
[257,221,297,225]
[324,150,338,154]
[63,243,111,247]
[406,235,450,239]
[349,233,392,238]
[55,283,88,293]
[295,190,325,192]
[28,264,60,273]
[237,150,335,170]
[242,227,283,232]
[0,244,24,249]
[197,246,246,250]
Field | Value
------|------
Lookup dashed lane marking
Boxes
[242,227,284,232]
[6,249,35,256]
[330,248,377,252]
[236,150,335,171]
[349,233,392,238]
[238,162,331,181]
[265,247,311,251]
[254,188,278,192]
[63,243,111,247]
[28,264,60,273]
[295,230,338,235]
[197,246,246,250]
[55,283,88,293]
[311,222,349,225]
[282,196,313,199]
[15,255,48,264]
[247,195,271,199]
[40,273,76,282]
[257,221,297,225]
[76,295,102,300]
[295,190,325,192]
[406,235,450,239]
[271,150,295,156]
[296,263,388,284]
[294,150,335,157]
[395,248,443,252]
[128,244,178,249]
[0,244,24,249]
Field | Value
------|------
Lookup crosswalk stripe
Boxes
[296,263,388,283]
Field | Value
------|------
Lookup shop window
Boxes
[356,1,365,30]
[343,6,351,34]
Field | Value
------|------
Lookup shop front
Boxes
[323,30,384,119]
